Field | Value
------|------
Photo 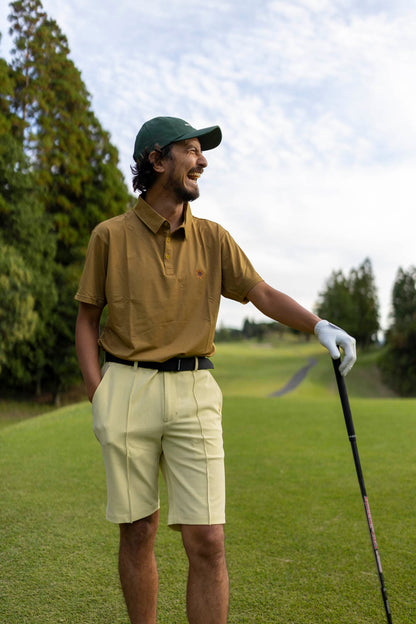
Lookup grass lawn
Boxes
[0,341,414,623]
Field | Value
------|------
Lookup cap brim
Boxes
[179,125,222,151]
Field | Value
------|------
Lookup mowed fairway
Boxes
[0,342,414,623]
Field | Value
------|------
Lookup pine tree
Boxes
[8,0,130,263]
[315,258,380,347]
[378,267,416,396]
[315,269,356,335]
[390,267,416,332]
[349,258,380,347]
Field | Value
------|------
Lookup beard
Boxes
[164,171,200,203]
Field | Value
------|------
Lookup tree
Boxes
[315,269,356,331]
[349,258,380,347]
[8,0,130,263]
[390,267,416,331]
[315,258,380,347]
[0,44,26,216]
[378,267,416,396]
[0,39,58,392]
[0,0,131,399]
[0,245,38,371]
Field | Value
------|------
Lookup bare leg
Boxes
[181,524,229,624]
[119,511,159,624]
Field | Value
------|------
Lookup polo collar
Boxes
[134,196,193,238]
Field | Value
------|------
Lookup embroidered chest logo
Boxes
[196,269,205,279]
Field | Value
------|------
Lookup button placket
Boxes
[164,226,174,275]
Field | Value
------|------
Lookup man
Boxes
[75,116,356,624]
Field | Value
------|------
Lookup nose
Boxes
[198,152,208,168]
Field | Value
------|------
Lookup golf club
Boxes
[332,357,393,624]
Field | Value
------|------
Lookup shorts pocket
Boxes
[92,363,111,441]
[207,371,223,415]
[92,362,110,405]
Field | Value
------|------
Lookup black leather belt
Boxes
[104,352,214,372]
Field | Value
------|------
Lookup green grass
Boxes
[0,398,57,430]
[0,342,414,623]
[211,339,397,399]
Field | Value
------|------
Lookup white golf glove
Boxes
[314,320,356,376]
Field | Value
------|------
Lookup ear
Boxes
[148,149,166,173]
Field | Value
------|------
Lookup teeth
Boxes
[188,172,201,180]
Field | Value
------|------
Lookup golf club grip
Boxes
[332,358,356,439]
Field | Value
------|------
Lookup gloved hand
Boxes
[314,319,356,376]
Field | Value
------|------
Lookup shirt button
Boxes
[165,254,170,259]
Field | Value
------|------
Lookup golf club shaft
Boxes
[332,357,393,624]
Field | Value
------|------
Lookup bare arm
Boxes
[247,281,356,375]
[75,302,103,402]
[247,281,320,333]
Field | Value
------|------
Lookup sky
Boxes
[1,0,416,330]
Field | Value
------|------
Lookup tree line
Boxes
[0,0,131,402]
[215,318,310,342]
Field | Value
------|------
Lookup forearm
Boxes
[247,281,356,374]
[247,281,320,333]
[75,304,102,401]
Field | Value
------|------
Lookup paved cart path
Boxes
[269,358,318,397]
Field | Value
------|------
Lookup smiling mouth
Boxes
[187,171,202,181]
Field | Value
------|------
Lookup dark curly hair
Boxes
[131,143,173,193]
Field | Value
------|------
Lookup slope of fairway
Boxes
[0,342,414,623]
[212,340,397,399]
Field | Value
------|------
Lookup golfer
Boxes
[75,116,356,624]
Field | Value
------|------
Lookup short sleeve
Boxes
[75,226,109,308]
[220,229,263,303]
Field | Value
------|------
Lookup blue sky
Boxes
[2,0,416,330]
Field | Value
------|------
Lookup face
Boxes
[160,138,208,202]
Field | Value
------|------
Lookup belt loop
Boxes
[195,356,199,371]
[177,358,181,372]
[133,361,138,369]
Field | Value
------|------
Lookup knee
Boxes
[182,525,226,566]
[119,511,159,555]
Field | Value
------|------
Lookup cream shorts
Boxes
[92,362,225,528]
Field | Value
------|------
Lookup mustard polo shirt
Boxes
[75,197,263,361]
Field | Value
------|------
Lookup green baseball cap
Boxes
[133,116,222,160]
